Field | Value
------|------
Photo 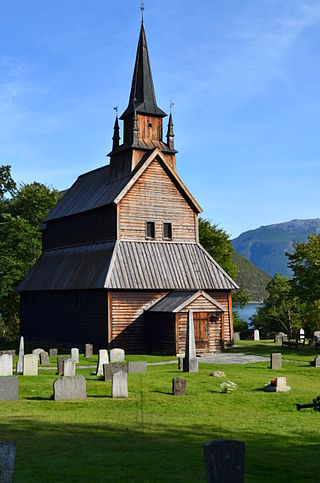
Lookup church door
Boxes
[193,312,209,352]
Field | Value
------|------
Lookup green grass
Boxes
[1,342,320,482]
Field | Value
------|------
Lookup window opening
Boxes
[163,222,172,240]
[146,221,155,239]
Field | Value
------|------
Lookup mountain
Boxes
[233,218,320,277]
[232,250,271,302]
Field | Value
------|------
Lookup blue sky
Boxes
[0,0,319,237]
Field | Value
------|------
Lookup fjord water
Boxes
[234,303,263,325]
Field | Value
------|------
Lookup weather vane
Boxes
[141,1,144,19]
[170,100,174,113]
[113,106,118,117]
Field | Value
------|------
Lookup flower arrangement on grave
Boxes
[265,379,277,388]
[220,381,238,394]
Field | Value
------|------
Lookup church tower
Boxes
[108,21,177,182]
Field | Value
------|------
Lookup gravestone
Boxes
[314,356,320,368]
[253,329,260,341]
[178,357,183,370]
[16,336,24,375]
[299,328,305,342]
[172,377,187,396]
[274,332,286,343]
[53,375,86,401]
[23,354,38,376]
[0,439,16,483]
[210,371,225,378]
[128,361,147,374]
[96,350,109,377]
[110,348,125,363]
[233,332,240,342]
[85,344,93,358]
[270,353,282,370]
[57,357,67,376]
[0,377,19,401]
[49,348,58,357]
[63,359,76,377]
[40,351,49,365]
[112,371,128,398]
[203,439,245,483]
[183,310,198,373]
[264,376,290,392]
[32,348,45,360]
[103,362,128,381]
[71,348,79,363]
[314,331,320,340]
[0,350,15,357]
[0,355,13,377]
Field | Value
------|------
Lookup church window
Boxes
[163,222,172,240]
[146,221,155,239]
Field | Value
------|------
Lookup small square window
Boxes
[146,221,155,239]
[163,222,172,240]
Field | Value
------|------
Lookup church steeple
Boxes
[121,21,166,119]
[166,113,175,151]
[112,116,120,150]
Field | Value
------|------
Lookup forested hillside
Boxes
[233,250,271,302]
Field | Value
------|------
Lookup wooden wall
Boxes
[20,289,108,347]
[44,205,116,249]
[119,159,197,242]
[207,290,233,346]
[110,290,166,353]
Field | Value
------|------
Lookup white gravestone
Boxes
[63,359,76,377]
[299,328,305,341]
[23,354,38,376]
[183,310,198,373]
[96,350,109,377]
[109,348,125,363]
[0,354,13,376]
[16,336,24,374]
[254,329,260,341]
[71,348,79,363]
[112,371,128,398]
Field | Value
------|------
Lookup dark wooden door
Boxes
[193,312,209,351]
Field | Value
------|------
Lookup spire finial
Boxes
[170,100,174,113]
[141,1,144,20]
[113,105,118,117]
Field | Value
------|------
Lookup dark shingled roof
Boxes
[18,241,238,292]
[148,290,227,313]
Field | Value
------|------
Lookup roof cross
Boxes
[170,100,174,113]
[113,106,118,117]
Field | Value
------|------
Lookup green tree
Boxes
[252,274,304,337]
[0,167,60,340]
[287,234,320,330]
[0,165,16,198]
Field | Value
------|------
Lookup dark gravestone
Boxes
[270,353,282,370]
[85,344,93,358]
[0,439,16,483]
[178,357,183,370]
[49,349,58,357]
[53,376,87,401]
[103,362,128,381]
[203,440,245,483]
[172,377,187,396]
[0,377,19,402]
[128,361,147,373]
[40,352,49,365]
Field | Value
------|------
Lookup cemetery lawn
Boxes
[1,344,320,482]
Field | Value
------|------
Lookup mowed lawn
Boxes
[1,342,320,482]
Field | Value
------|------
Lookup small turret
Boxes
[132,106,139,146]
[166,113,175,151]
[112,116,120,151]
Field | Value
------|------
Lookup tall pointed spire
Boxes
[166,113,175,150]
[121,21,166,119]
[112,116,120,150]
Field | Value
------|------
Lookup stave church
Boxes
[18,19,238,354]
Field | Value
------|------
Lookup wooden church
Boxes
[18,21,238,354]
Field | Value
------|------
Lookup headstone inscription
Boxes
[270,353,282,370]
[183,310,198,373]
[103,363,128,381]
[172,377,187,396]
[16,336,24,375]
[53,375,87,401]
[32,348,45,359]
[127,361,147,374]
[0,439,16,483]
[109,348,125,363]
[254,329,260,341]
[49,348,58,357]
[0,377,19,402]
[63,359,76,377]
[0,355,13,377]
[71,348,79,363]
[85,344,93,358]
[203,439,245,483]
[112,371,128,398]
[96,350,109,377]
[23,355,38,376]
[40,351,49,365]
[233,332,240,342]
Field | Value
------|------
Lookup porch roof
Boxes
[147,290,226,313]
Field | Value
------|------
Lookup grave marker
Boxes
[270,353,282,370]
[128,361,147,374]
[0,355,12,377]
[110,348,125,363]
[0,377,19,402]
[16,336,24,375]
[315,356,320,368]
[172,377,187,396]
[32,348,45,360]
[254,329,260,341]
[183,310,198,373]
[203,439,245,483]
[233,332,240,342]
[112,371,128,398]
[23,355,38,376]
[85,344,93,358]
[53,375,86,401]
[71,348,79,363]
[96,350,109,377]
[40,351,49,365]
[103,362,128,381]
[264,376,290,392]
[63,359,76,377]
[49,349,58,357]
[0,439,16,483]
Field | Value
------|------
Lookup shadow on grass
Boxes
[152,390,172,396]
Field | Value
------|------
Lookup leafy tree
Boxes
[0,167,60,340]
[252,274,304,337]
[0,165,16,198]
[287,234,320,330]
